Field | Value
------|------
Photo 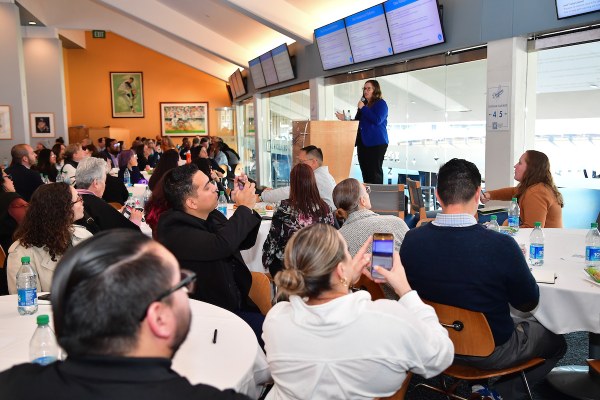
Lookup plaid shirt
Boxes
[432,213,477,227]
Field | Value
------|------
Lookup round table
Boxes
[226,204,272,273]
[0,295,269,398]
[512,228,600,399]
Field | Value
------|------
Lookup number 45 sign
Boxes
[486,83,510,131]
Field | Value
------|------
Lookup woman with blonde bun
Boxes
[263,224,454,400]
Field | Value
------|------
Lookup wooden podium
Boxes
[292,121,358,183]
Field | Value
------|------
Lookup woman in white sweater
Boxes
[263,224,454,400]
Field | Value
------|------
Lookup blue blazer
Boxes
[358,99,389,147]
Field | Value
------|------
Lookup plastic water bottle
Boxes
[487,215,500,232]
[345,110,351,121]
[143,186,152,207]
[123,169,131,187]
[56,171,64,183]
[30,314,59,365]
[529,222,544,266]
[508,198,520,233]
[122,193,135,219]
[16,256,38,315]
[217,191,227,216]
[585,222,600,268]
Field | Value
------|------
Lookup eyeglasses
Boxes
[139,271,197,321]
[364,185,371,194]
[71,194,83,205]
[298,158,315,165]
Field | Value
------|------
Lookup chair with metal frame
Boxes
[416,300,545,400]
[366,183,406,219]
[406,178,437,228]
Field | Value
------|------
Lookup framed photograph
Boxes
[30,112,55,138]
[160,102,208,136]
[0,105,12,140]
[110,72,144,118]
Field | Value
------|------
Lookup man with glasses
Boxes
[0,230,250,399]
[5,144,43,202]
[157,164,265,345]
[260,145,336,209]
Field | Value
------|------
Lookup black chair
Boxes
[406,178,438,228]
[366,183,406,219]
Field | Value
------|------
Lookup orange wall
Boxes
[63,31,230,139]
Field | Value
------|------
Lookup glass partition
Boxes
[235,100,256,180]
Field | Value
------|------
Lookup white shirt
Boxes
[263,290,454,400]
[260,165,337,210]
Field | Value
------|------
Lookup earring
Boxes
[340,276,349,287]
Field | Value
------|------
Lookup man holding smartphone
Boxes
[400,158,566,400]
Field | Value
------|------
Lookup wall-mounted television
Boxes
[233,69,246,97]
[249,57,266,89]
[556,0,600,19]
[259,51,279,86]
[344,4,393,63]
[227,75,237,98]
[384,0,445,54]
[314,19,354,70]
[272,44,295,82]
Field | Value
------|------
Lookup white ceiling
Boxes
[16,0,383,81]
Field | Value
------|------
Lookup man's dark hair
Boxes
[437,158,481,205]
[50,230,173,357]
[162,164,199,211]
[10,144,29,165]
[105,138,115,148]
[200,137,209,145]
[301,145,323,163]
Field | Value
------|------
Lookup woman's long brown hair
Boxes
[516,150,563,207]
[289,163,329,217]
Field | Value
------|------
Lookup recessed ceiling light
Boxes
[590,84,599,89]
[28,21,37,25]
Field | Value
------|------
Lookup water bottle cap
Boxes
[534,222,541,227]
[592,223,598,228]
[21,256,30,263]
[490,215,497,220]
[128,193,133,197]
[36,314,49,325]
[511,198,517,201]
[219,191,224,195]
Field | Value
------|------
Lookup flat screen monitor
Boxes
[227,75,237,98]
[272,44,295,82]
[249,57,266,89]
[384,0,445,54]
[260,51,279,86]
[314,19,354,70]
[233,69,246,97]
[556,0,600,19]
[344,4,393,63]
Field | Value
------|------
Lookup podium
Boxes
[292,121,358,183]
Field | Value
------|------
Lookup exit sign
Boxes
[92,30,106,39]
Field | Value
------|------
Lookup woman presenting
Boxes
[481,150,563,228]
[337,80,389,184]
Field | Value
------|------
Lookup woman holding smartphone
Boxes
[336,79,389,184]
[263,223,453,399]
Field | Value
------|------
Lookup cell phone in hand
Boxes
[371,233,394,280]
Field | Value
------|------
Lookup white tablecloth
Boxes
[227,205,271,273]
[512,228,600,335]
[0,296,270,398]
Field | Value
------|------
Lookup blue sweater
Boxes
[400,223,539,346]
[358,99,389,147]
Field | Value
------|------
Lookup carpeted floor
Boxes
[404,331,589,399]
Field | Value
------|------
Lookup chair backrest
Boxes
[353,275,385,300]
[367,183,405,218]
[0,246,6,269]
[376,372,413,400]
[422,300,495,357]
[249,272,273,316]
[406,178,426,219]
[108,202,122,210]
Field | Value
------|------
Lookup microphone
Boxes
[361,97,367,105]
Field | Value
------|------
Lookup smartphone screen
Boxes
[371,233,394,280]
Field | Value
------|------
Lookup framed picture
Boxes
[110,72,144,118]
[0,105,12,140]
[30,112,55,138]
[160,102,208,136]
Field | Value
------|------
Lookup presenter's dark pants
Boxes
[357,143,388,184]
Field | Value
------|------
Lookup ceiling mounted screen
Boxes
[315,19,354,70]
[249,57,266,89]
[384,0,445,54]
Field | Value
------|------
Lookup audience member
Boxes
[33,148,58,182]
[0,169,27,254]
[0,230,251,400]
[75,157,141,232]
[51,143,65,171]
[260,145,336,209]
[97,136,106,152]
[117,149,143,184]
[92,153,129,205]
[144,176,169,238]
[134,143,150,171]
[7,183,92,293]
[481,150,563,228]
[82,143,99,158]
[5,144,43,202]
[59,143,85,185]
[149,149,179,191]
[190,137,201,160]
[263,224,453,399]
[400,158,566,399]
[157,164,264,343]
[146,139,160,168]
[179,137,191,160]
[102,138,120,168]
[262,163,335,277]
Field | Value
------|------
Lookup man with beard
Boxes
[5,144,43,201]
[0,230,250,400]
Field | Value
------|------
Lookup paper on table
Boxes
[531,269,556,284]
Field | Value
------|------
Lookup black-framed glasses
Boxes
[71,194,83,205]
[139,271,197,321]
[364,185,371,194]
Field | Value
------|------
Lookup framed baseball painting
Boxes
[30,112,55,138]
[160,102,208,136]
[110,72,144,118]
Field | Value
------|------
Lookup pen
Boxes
[212,329,218,344]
